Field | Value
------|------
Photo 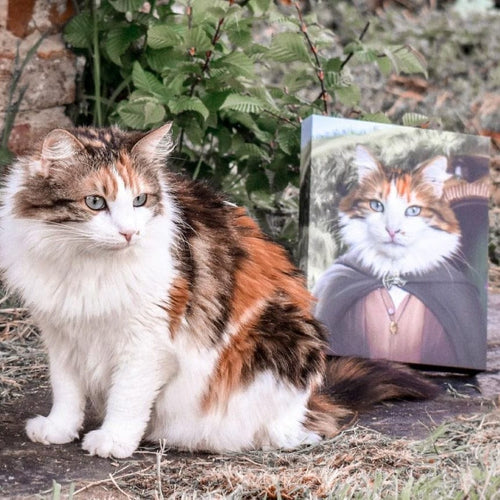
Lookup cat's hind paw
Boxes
[26,415,79,445]
[82,429,137,458]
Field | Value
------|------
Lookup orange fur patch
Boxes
[201,210,315,412]
[79,168,119,203]
[229,211,312,322]
[395,174,412,201]
[201,316,258,412]
[164,276,191,338]
[115,153,138,191]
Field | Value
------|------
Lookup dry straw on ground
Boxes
[1,304,499,499]
[69,411,499,499]
[0,301,47,402]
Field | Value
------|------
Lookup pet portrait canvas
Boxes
[299,116,490,372]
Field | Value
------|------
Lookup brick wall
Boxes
[0,0,76,154]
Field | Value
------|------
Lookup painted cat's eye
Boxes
[369,200,384,213]
[133,193,147,207]
[85,195,107,211]
[405,205,421,217]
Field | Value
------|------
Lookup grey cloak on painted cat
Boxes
[313,254,487,371]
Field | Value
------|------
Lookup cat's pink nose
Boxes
[120,231,134,243]
[386,228,400,239]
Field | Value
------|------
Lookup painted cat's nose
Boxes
[386,227,400,239]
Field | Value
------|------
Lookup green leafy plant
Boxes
[64,0,427,252]
[0,34,46,169]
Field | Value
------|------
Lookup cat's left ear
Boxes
[131,122,174,162]
[418,156,451,198]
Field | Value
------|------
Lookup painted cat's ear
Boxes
[355,145,382,181]
[418,156,450,198]
[131,122,174,161]
[36,129,84,176]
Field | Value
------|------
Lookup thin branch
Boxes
[294,2,328,115]
[179,4,229,154]
[340,21,370,70]
[188,17,224,98]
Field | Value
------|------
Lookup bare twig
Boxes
[294,2,328,115]
[179,2,231,153]
[340,21,370,70]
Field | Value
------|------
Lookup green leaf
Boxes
[235,143,269,161]
[109,0,145,13]
[214,128,232,154]
[376,55,392,76]
[184,26,212,54]
[168,96,209,121]
[214,52,255,79]
[402,113,429,127]
[272,162,290,192]
[353,48,378,64]
[163,73,188,96]
[384,45,428,78]
[268,32,310,63]
[131,62,170,101]
[203,90,233,111]
[335,85,361,107]
[361,112,392,124]
[324,57,342,72]
[105,25,142,66]
[250,0,272,14]
[63,12,93,49]
[220,94,265,114]
[117,98,165,129]
[146,47,180,73]
[226,22,253,48]
[147,24,183,50]
[246,169,270,194]
[276,126,299,155]
[283,69,315,94]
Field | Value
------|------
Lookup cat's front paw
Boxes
[26,415,79,445]
[82,429,138,458]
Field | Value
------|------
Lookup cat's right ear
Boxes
[131,122,174,163]
[33,129,84,177]
[354,145,382,181]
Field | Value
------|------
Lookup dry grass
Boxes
[66,411,499,499]
[2,304,499,499]
[0,301,48,402]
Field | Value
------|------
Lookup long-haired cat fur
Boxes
[0,124,436,458]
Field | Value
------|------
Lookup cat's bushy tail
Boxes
[306,357,438,438]
[325,356,439,409]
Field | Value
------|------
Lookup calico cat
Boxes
[0,126,436,458]
[314,145,485,369]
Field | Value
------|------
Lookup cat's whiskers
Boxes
[24,223,134,253]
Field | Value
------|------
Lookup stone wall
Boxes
[0,0,76,155]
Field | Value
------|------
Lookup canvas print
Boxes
[299,115,490,372]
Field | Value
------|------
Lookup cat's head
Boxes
[339,145,461,277]
[10,123,174,253]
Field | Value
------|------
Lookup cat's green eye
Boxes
[133,193,147,207]
[405,206,421,217]
[369,200,384,213]
[85,195,107,211]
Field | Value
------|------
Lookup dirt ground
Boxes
[1,293,499,499]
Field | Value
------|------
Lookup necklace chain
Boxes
[379,288,410,335]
